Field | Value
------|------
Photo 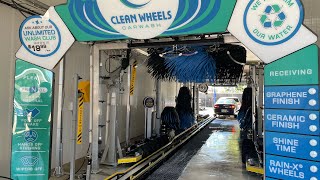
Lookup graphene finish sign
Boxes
[264,86,319,110]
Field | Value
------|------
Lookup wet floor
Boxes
[178,119,262,180]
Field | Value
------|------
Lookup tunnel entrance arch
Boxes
[11,0,319,180]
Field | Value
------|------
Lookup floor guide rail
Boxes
[105,117,215,180]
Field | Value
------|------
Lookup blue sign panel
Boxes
[266,155,320,180]
[265,109,320,135]
[265,86,319,110]
[266,132,320,161]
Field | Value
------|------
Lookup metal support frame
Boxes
[195,85,199,116]
[54,58,65,177]
[90,43,128,172]
[91,45,101,173]
[155,79,161,136]
[251,66,256,138]
[257,67,264,139]
[70,74,80,180]
[125,65,131,146]
[106,85,119,166]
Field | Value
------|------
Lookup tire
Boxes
[241,140,250,164]
[241,139,256,164]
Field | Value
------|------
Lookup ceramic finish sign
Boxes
[19,16,61,57]
[11,60,53,180]
[265,109,320,135]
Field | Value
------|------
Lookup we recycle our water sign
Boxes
[264,44,320,180]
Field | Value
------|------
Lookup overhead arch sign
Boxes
[12,0,319,180]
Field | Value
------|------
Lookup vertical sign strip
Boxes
[11,59,54,180]
[130,61,138,96]
[77,94,84,144]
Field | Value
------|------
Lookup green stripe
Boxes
[171,0,189,28]
[176,0,216,31]
[93,4,115,30]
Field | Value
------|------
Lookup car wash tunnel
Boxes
[0,0,320,180]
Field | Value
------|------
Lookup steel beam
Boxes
[70,74,80,180]
[54,58,65,177]
[91,45,101,172]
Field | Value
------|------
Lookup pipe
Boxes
[70,74,80,180]
[54,58,65,177]
[125,65,131,146]
[89,46,93,145]
[106,86,118,166]
[155,79,161,136]
[86,45,94,180]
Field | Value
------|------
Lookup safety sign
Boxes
[266,155,320,180]
[265,132,320,161]
[11,60,53,180]
[265,86,319,110]
[265,109,320,135]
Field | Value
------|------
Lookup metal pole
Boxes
[106,86,118,166]
[54,58,65,177]
[251,66,257,138]
[86,45,94,180]
[196,86,199,115]
[125,65,131,146]
[92,44,101,172]
[70,74,80,180]
[155,79,161,136]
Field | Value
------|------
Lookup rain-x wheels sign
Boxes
[11,60,54,180]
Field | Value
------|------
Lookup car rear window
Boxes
[226,98,239,102]
[216,99,235,104]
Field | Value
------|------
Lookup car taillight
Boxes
[214,105,219,108]
[230,105,235,109]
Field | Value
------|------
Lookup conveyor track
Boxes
[105,117,214,180]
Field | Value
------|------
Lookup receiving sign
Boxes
[265,132,320,161]
[265,86,319,110]
[265,109,320,135]
[266,155,320,180]
[16,7,75,69]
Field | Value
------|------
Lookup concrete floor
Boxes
[178,119,262,180]
[53,117,262,180]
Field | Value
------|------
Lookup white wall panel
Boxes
[51,42,90,167]
[0,3,24,177]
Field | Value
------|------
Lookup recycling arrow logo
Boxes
[260,4,286,29]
